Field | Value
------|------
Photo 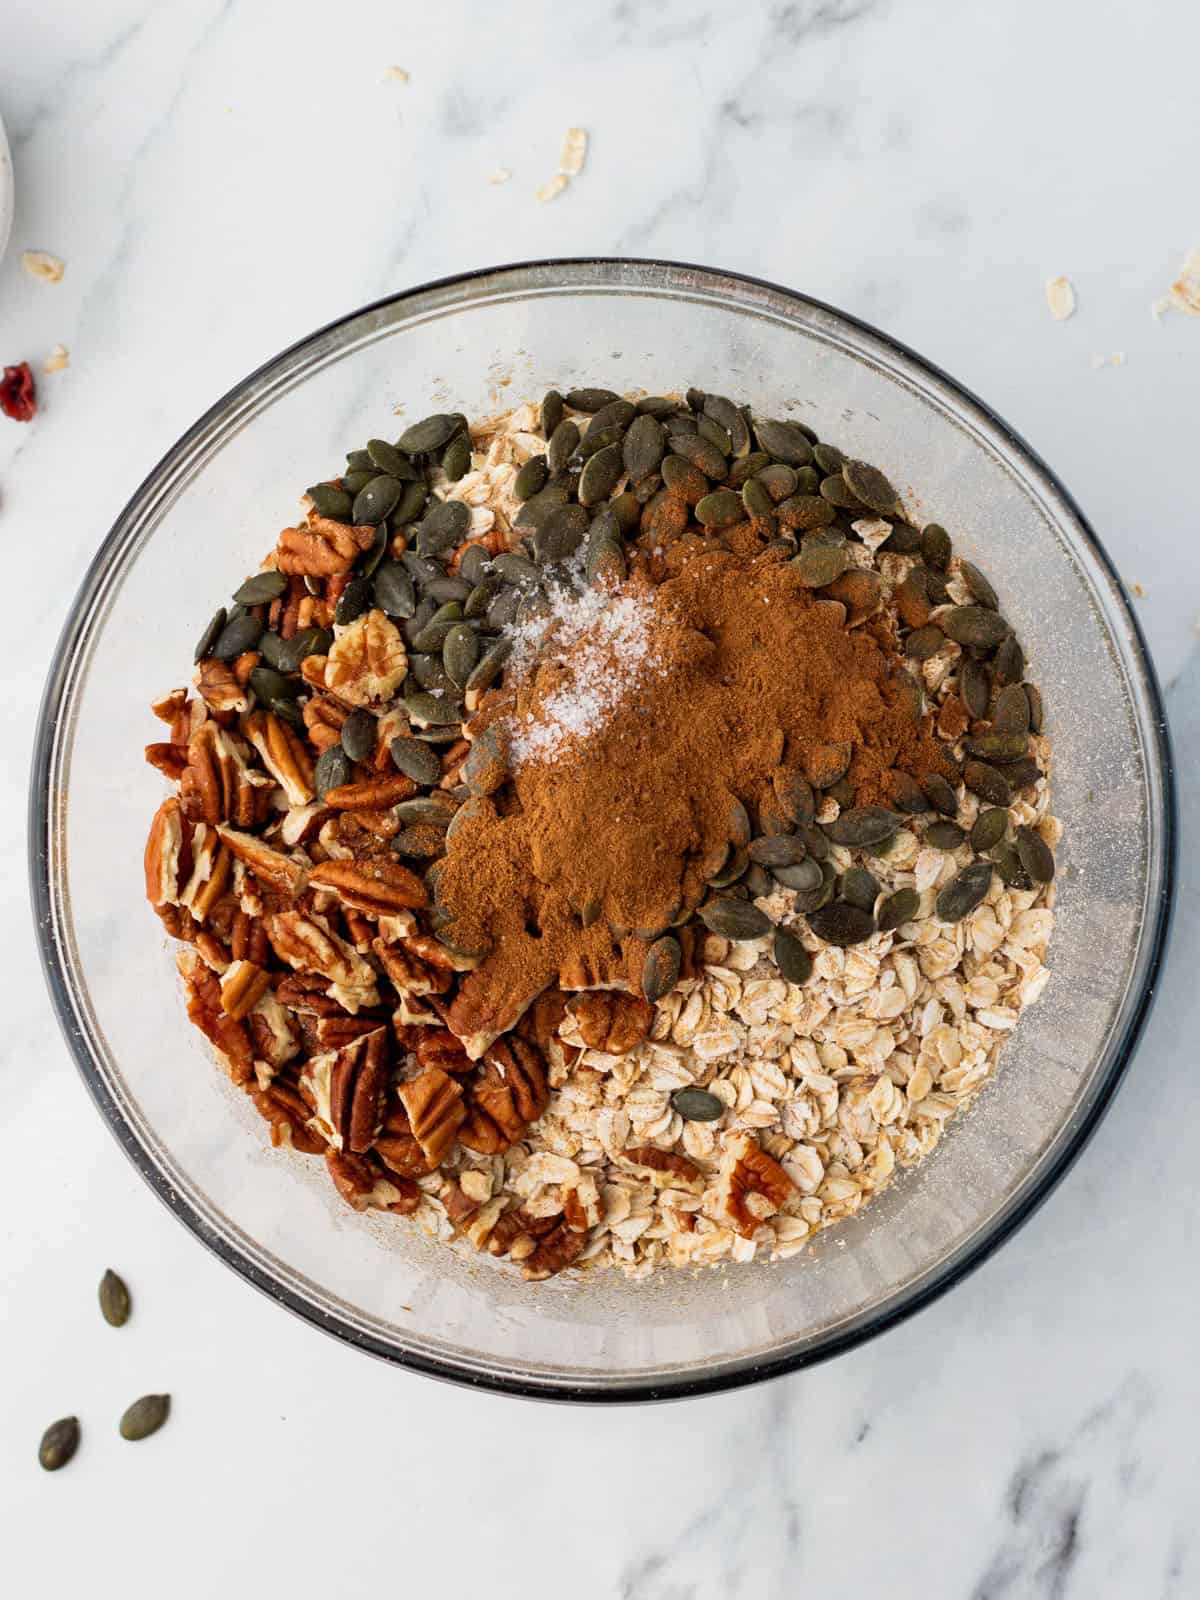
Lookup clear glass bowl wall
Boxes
[32,261,1173,1400]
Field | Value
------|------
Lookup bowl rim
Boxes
[28,256,1177,1404]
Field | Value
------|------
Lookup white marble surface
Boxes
[2,1,1198,1594]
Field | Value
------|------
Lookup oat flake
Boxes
[21,251,64,284]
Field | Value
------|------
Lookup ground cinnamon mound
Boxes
[437,546,952,1017]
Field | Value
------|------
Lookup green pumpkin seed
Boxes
[920,522,952,570]
[273,697,305,730]
[743,862,773,899]
[358,524,389,580]
[993,840,1032,889]
[459,544,490,587]
[685,387,706,412]
[441,432,473,482]
[877,887,919,932]
[335,574,373,625]
[584,398,636,438]
[970,808,1009,852]
[411,602,464,653]
[38,1417,80,1472]
[540,389,565,437]
[936,862,994,923]
[696,414,732,454]
[194,607,227,663]
[803,742,852,790]
[212,612,264,661]
[994,632,1025,684]
[696,489,744,529]
[840,866,880,913]
[754,417,814,466]
[906,624,945,661]
[345,449,374,472]
[547,418,581,474]
[352,475,403,526]
[702,394,751,456]
[366,438,415,478]
[307,483,353,521]
[425,575,470,605]
[406,689,464,727]
[1016,824,1055,882]
[808,902,875,947]
[257,631,288,672]
[828,806,902,847]
[882,522,922,553]
[772,767,816,825]
[493,551,539,585]
[812,442,845,473]
[416,498,471,555]
[842,459,901,516]
[827,776,858,808]
[396,794,460,827]
[941,606,1010,650]
[992,682,1030,737]
[99,1268,131,1328]
[891,772,930,814]
[249,666,295,706]
[819,474,866,510]
[959,560,998,609]
[655,454,704,504]
[965,732,1028,763]
[960,658,991,720]
[565,387,620,413]
[1007,757,1044,792]
[443,623,480,688]
[587,533,626,588]
[794,542,850,588]
[776,494,836,532]
[393,479,429,526]
[622,413,666,482]
[727,452,771,488]
[514,456,549,502]
[340,708,376,764]
[668,431,728,481]
[699,898,771,940]
[119,1394,170,1443]
[343,468,375,497]
[398,413,459,454]
[748,835,807,867]
[578,443,624,506]
[373,560,416,620]
[612,491,642,531]
[642,936,682,1003]
[925,819,966,850]
[754,463,797,503]
[792,860,837,913]
[773,926,812,984]
[314,746,351,798]
[276,626,332,672]
[636,396,675,418]
[233,570,288,606]
[535,504,589,564]
[963,760,1013,806]
[392,825,448,859]
[464,638,511,701]
[771,858,824,892]
[409,652,449,691]
[462,723,510,797]
[390,736,443,786]
[708,844,749,888]
[741,478,776,523]
[670,1086,726,1122]
[1025,682,1044,734]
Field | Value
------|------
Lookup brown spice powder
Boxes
[439,547,953,1034]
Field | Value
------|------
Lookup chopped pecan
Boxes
[562,1173,602,1232]
[251,1081,327,1154]
[322,773,416,811]
[144,741,189,780]
[179,828,232,923]
[623,1146,704,1189]
[151,687,189,725]
[342,909,376,950]
[274,972,338,1012]
[302,694,348,752]
[277,514,377,577]
[217,825,308,899]
[316,1014,388,1048]
[195,656,250,714]
[327,1027,389,1153]
[325,1150,420,1214]
[374,937,453,998]
[373,1104,436,1177]
[440,1179,481,1232]
[445,961,545,1060]
[144,797,189,907]
[245,989,300,1067]
[520,1219,588,1281]
[229,910,270,965]
[459,1037,549,1154]
[184,723,252,825]
[570,991,653,1055]
[318,610,407,706]
[155,903,199,942]
[483,1205,559,1259]
[937,694,971,742]
[716,1132,796,1239]
[516,987,569,1051]
[342,808,401,843]
[414,1028,473,1075]
[267,910,378,1009]
[397,1068,465,1167]
[242,709,315,805]
[220,959,272,1019]
[180,953,254,1084]
[196,930,231,971]
[307,857,428,916]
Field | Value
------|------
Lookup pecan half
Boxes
[623,1146,704,1189]
[220,959,272,1019]
[245,989,300,1067]
[179,828,232,923]
[307,857,428,916]
[325,1149,420,1214]
[570,991,653,1055]
[459,1037,549,1154]
[516,987,569,1051]
[267,910,379,1009]
[302,694,348,752]
[520,1219,588,1281]
[318,610,407,706]
[144,741,189,780]
[717,1132,796,1239]
[397,1068,466,1167]
[373,1104,436,1178]
[184,723,252,825]
[242,709,315,805]
[195,657,250,714]
[180,953,254,1084]
[217,825,308,899]
[316,1014,387,1048]
[374,937,453,998]
[328,1027,389,1153]
[151,687,189,725]
[144,797,188,907]
[276,514,377,577]
[251,1081,327,1154]
[444,961,546,1060]
[321,773,416,811]
[414,1028,472,1074]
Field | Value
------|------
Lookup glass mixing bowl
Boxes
[30,259,1175,1401]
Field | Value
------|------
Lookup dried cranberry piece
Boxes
[1,362,36,422]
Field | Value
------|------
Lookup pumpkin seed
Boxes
[119,1394,170,1443]
[657,454,705,504]
[936,861,994,923]
[425,575,471,605]
[668,431,728,480]
[622,413,666,482]
[877,887,919,932]
[586,533,626,588]
[819,473,866,510]
[665,413,697,436]
[748,834,806,867]
[741,477,776,524]
[389,736,443,785]
[906,623,945,661]
[233,570,288,606]
[685,387,706,412]
[462,724,510,796]
[546,418,581,474]
[696,414,732,454]
[610,490,642,530]
[514,456,549,501]
[314,745,351,797]
[771,858,824,892]
[397,413,459,454]
[416,498,471,555]
[753,417,814,466]
[776,494,836,531]
[959,560,998,609]
[343,468,374,496]
[308,483,353,521]
[743,863,773,899]
[441,432,472,482]
[692,489,741,530]
[249,666,295,706]
[798,823,831,862]
[752,463,796,504]
[358,524,390,580]
[99,1268,131,1328]
[891,771,930,814]
[793,860,837,913]
[812,441,844,473]
[642,936,682,1003]
[827,776,857,809]
[411,602,464,653]
[364,438,412,479]
[583,398,636,439]
[1016,824,1055,882]
[670,1086,726,1122]
[641,488,689,542]
[920,522,952,570]
[393,479,429,526]
[883,522,922,553]
[828,806,902,847]
[1025,682,1044,734]
[941,606,1009,649]
[708,844,749,888]
[794,542,850,588]
[443,623,479,687]
[276,625,332,671]
[989,681,1029,738]
[396,794,460,827]
[925,819,966,850]
[492,551,538,586]
[771,926,812,985]
[335,574,373,625]
[1004,757,1042,791]
[994,632,1025,684]
[803,742,852,790]
[194,607,227,663]
[723,796,751,847]
[840,866,879,913]
[970,807,1009,852]
[966,732,1028,763]
[727,451,770,488]
[459,544,491,587]
[212,612,263,661]
[701,394,750,457]
[402,550,444,584]
[960,658,991,720]
[535,504,589,564]
[406,689,463,727]
[465,638,511,700]
[808,901,875,947]
[578,443,624,506]
[373,560,416,619]
[409,652,448,691]
[352,474,403,526]
[993,840,1032,889]
[963,759,1013,806]
[540,389,565,437]
[577,423,623,462]
[636,396,676,419]
[565,387,620,413]
[339,708,375,764]
[842,459,900,516]
[38,1417,80,1472]
[699,898,771,940]
[392,825,447,859]
[772,767,815,825]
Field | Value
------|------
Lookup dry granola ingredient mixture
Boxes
[143,391,1058,1281]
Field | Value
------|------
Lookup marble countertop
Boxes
[2,2,1197,1595]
